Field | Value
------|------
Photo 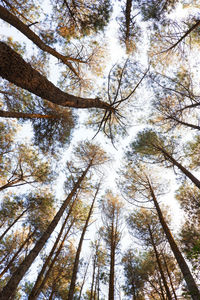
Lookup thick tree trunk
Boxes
[0,110,60,120]
[155,144,200,189]
[67,184,99,300]
[0,42,112,111]
[149,182,200,300]
[28,196,78,299]
[148,225,172,300]
[0,207,29,242]
[0,165,90,300]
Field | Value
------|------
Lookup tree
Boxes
[100,192,124,300]
[149,70,200,132]
[0,142,108,300]
[67,182,100,300]
[0,143,53,191]
[129,129,200,189]
[120,162,200,299]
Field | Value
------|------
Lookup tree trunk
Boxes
[108,220,115,300]
[0,230,36,279]
[33,220,74,299]
[0,4,85,75]
[0,42,113,111]
[148,181,200,300]
[0,207,29,242]
[28,195,78,299]
[155,144,200,189]
[0,165,90,300]
[161,252,178,300]
[0,109,60,120]
[78,258,90,300]
[148,225,172,300]
[90,256,96,300]
[67,184,99,300]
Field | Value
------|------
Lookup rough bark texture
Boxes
[0,165,90,300]
[67,185,99,300]
[0,42,112,110]
[149,182,200,300]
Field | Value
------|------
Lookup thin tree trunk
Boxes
[0,4,84,76]
[125,0,132,41]
[163,19,200,53]
[0,230,36,278]
[148,181,200,300]
[0,110,60,120]
[0,207,29,242]
[78,258,90,300]
[0,165,90,300]
[0,42,113,111]
[90,256,97,300]
[67,183,100,300]
[28,195,79,299]
[108,219,115,300]
[34,220,74,299]
[155,144,200,189]
[161,252,178,300]
[148,225,172,300]
[168,115,200,130]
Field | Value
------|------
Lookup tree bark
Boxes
[0,230,36,279]
[161,252,178,300]
[28,195,78,299]
[0,110,60,120]
[0,4,84,76]
[0,207,29,242]
[67,184,99,300]
[148,181,200,300]
[108,219,115,300]
[148,225,172,300]
[154,144,200,189]
[0,42,113,111]
[33,220,74,299]
[0,164,90,300]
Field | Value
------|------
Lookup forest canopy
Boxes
[0,0,200,299]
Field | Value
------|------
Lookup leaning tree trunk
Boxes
[33,220,74,299]
[0,109,61,120]
[0,164,91,300]
[155,144,200,189]
[0,207,29,242]
[67,184,99,300]
[148,181,200,300]
[0,42,112,111]
[28,195,79,299]
[0,229,36,279]
[148,225,172,300]
[161,252,178,300]
[0,5,83,76]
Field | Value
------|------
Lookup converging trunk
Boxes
[148,181,200,300]
[0,164,90,300]
[67,184,99,300]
